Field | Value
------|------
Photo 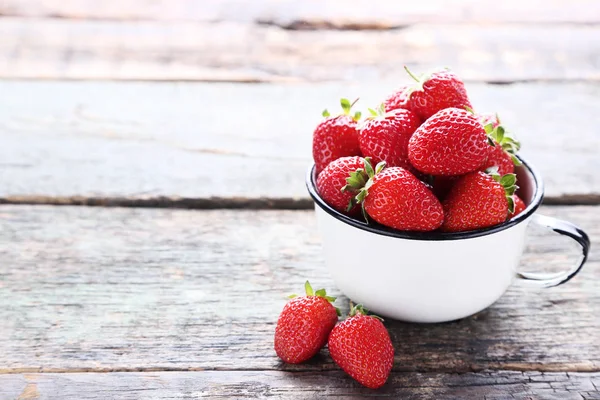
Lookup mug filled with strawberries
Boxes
[307,67,590,323]
[274,67,590,390]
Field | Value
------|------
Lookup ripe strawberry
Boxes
[383,85,413,113]
[328,305,394,389]
[404,67,472,121]
[509,194,527,218]
[274,281,340,364]
[358,105,420,170]
[344,158,443,231]
[317,156,365,214]
[441,171,518,232]
[312,98,362,174]
[479,114,522,176]
[408,108,489,176]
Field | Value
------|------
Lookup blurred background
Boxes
[0,0,598,204]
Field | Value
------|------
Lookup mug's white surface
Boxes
[316,207,530,322]
[314,165,537,323]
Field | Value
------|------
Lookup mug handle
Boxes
[517,214,590,288]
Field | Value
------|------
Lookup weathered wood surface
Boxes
[1,17,599,82]
[1,205,598,374]
[1,371,599,399]
[3,0,600,25]
[1,81,599,204]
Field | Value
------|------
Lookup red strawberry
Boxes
[483,141,515,175]
[274,281,340,364]
[404,67,472,121]
[328,305,394,389]
[509,194,527,218]
[358,106,420,170]
[408,108,488,176]
[345,159,443,231]
[441,171,518,232]
[383,85,413,113]
[479,114,522,176]
[312,98,362,174]
[317,156,365,214]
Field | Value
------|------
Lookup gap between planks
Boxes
[2,363,600,375]
[1,196,599,210]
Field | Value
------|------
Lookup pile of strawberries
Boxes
[313,67,526,233]
[275,282,394,389]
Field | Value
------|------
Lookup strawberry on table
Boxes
[441,171,518,232]
[312,98,362,174]
[328,305,394,389]
[408,108,489,176]
[509,194,527,218]
[317,156,365,215]
[274,281,340,364]
[358,105,420,170]
[344,158,444,231]
[404,67,472,121]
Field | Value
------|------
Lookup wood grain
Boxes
[2,0,599,25]
[0,205,598,373]
[0,17,599,82]
[0,81,599,203]
[1,371,599,399]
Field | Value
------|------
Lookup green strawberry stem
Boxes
[488,171,519,214]
[349,304,384,321]
[342,157,386,221]
[323,98,361,121]
[482,114,522,166]
[288,281,341,316]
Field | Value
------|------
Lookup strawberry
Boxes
[344,158,443,231]
[441,171,518,232]
[328,305,394,389]
[509,194,527,218]
[312,98,362,174]
[274,281,340,364]
[317,156,365,214]
[408,108,488,176]
[479,114,522,176]
[358,105,420,170]
[383,85,413,113]
[404,67,472,121]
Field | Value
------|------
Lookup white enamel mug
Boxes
[306,158,590,323]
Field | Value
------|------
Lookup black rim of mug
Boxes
[305,156,545,241]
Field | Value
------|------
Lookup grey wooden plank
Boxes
[2,0,600,25]
[0,17,599,82]
[0,81,599,203]
[0,205,598,373]
[1,371,599,399]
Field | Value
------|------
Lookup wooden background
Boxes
[0,1,599,398]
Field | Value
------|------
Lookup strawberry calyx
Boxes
[341,157,386,221]
[349,304,384,321]
[486,167,518,214]
[404,65,449,95]
[482,114,522,167]
[322,98,362,122]
[288,280,341,316]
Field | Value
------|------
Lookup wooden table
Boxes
[1,1,599,398]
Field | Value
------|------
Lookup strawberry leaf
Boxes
[507,196,515,214]
[340,98,351,114]
[322,109,330,117]
[304,281,314,296]
[500,174,516,188]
